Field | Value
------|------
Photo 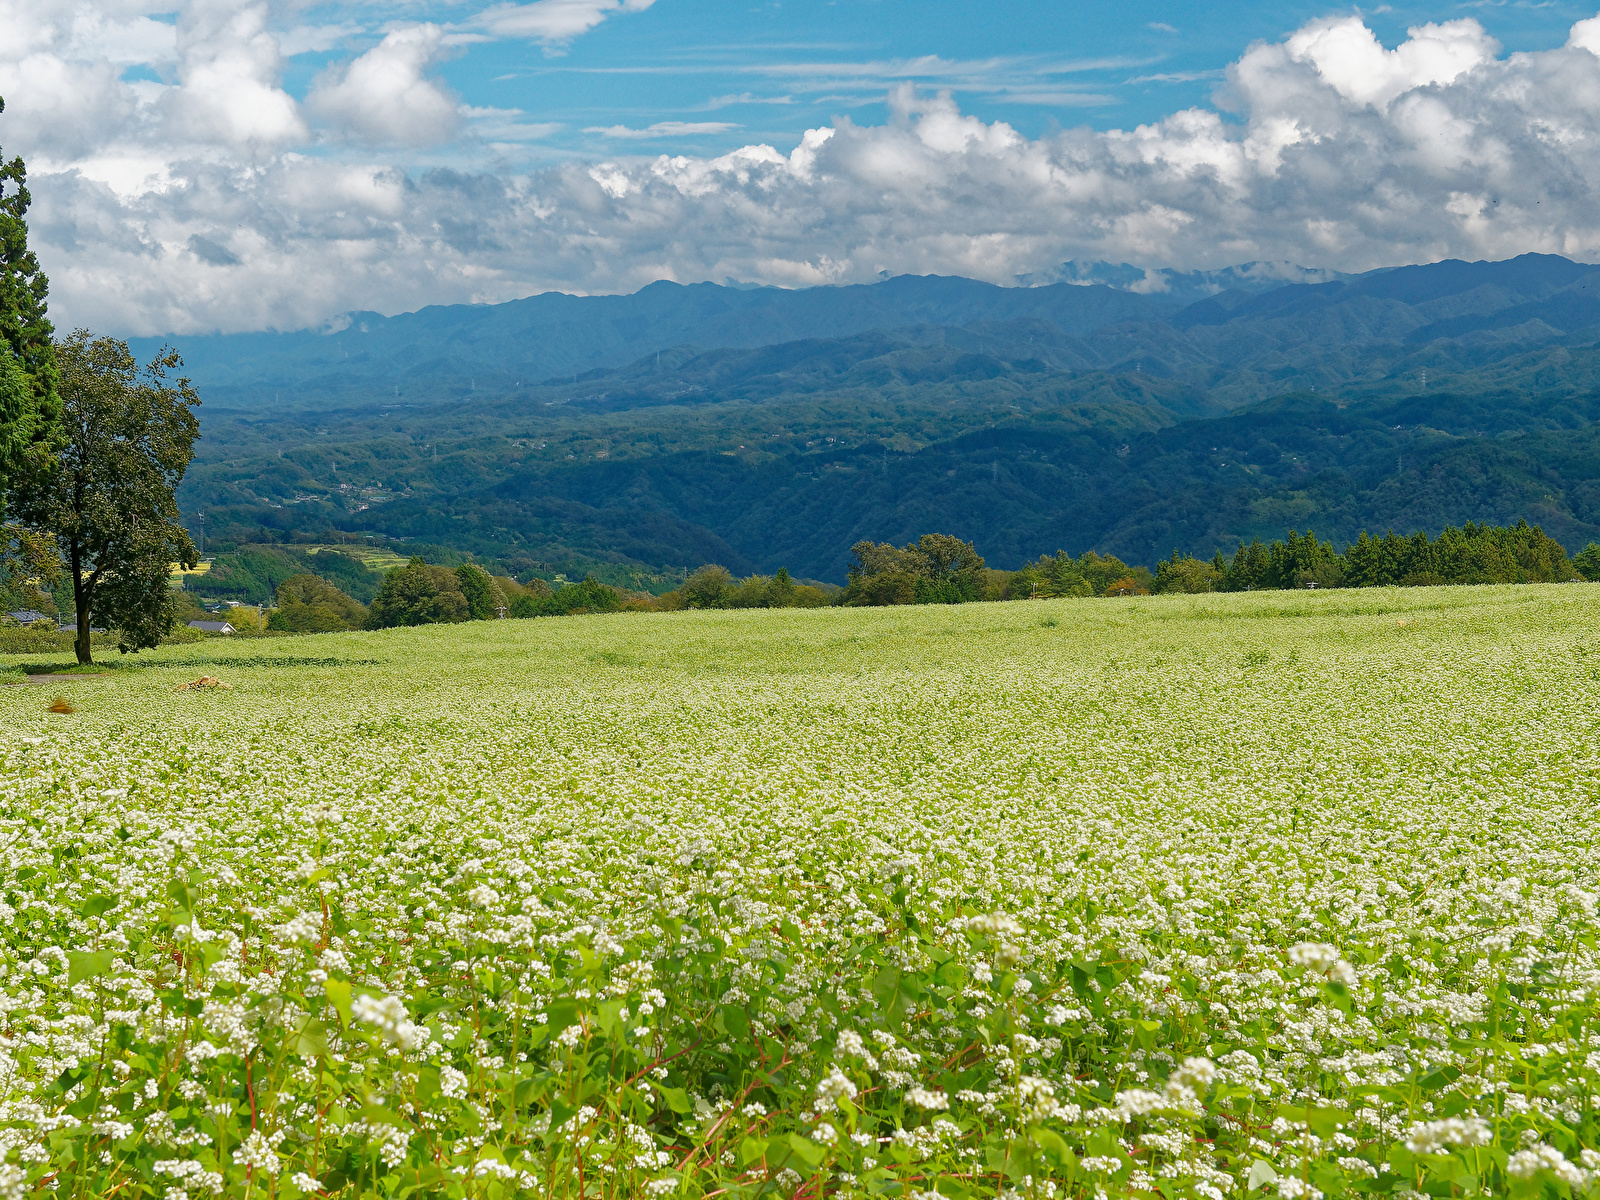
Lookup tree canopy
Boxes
[456,563,506,620]
[365,557,471,628]
[841,534,989,605]
[10,333,199,663]
[1157,521,1579,592]
[0,94,58,496]
[661,565,832,610]
[268,573,367,632]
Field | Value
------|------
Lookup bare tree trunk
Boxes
[70,539,91,666]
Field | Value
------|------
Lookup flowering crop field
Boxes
[1,585,1598,1200]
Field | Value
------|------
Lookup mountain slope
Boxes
[135,276,1176,409]
[170,253,1600,583]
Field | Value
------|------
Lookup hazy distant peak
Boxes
[1018,261,1355,305]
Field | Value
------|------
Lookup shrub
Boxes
[366,558,470,629]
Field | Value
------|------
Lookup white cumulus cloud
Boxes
[470,0,656,45]
[10,6,1600,335]
[308,24,461,147]
[163,0,306,150]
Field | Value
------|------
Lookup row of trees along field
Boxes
[155,512,1600,642]
[359,519,1584,632]
[1153,520,1585,594]
[830,522,1592,607]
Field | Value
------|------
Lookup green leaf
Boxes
[1305,1107,1345,1137]
[513,1072,553,1109]
[721,1003,751,1041]
[414,1064,440,1103]
[658,1086,692,1114]
[67,950,114,985]
[166,880,196,914]
[737,1137,768,1167]
[871,964,901,1005]
[546,1098,577,1137]
[1419,1066,1461,1091]
[1031,1127,1077,1171]
[324,979,352,1028]
[596,998,625,1035]
[291,1016,329,1060]
[361,1103,402,1127]
[79,894,118,919]
[785,1133,825,1167]
[1246,1160,1279,1191]
[545,999,581,1033]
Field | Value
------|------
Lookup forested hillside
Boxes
[167,254,1600,584]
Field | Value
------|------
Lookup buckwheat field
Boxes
[1,585,1598,1200]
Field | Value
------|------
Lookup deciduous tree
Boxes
[10,332,199,664]
[366,557,470,628]
[268,573,367,632]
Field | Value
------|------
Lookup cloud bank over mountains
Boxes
[7,0,1600,334]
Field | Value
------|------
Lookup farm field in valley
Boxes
[1,585,1597,1199]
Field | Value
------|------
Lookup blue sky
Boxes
[8,0,1600,332]
[277,0,1600,163]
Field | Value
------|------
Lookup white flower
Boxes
[1287,942,1340,972]
[1276,1178,1322,1200]
[815,1065,858,1111]
[835,1029,867,1056]
[290,1173,322,1193]
[1171,1056,1217,1091]
[905,1085,949,1110]
[351,993,423,1051]
[232,1130,279,1175]
[1404,1118,1491,1156]
[279,913,322,944]
[316,948,349,973]
[1019,1075,1075,1121]
[812,1122,838,1145]
[967,912,1023,937]
[1507,1144,1589,1188]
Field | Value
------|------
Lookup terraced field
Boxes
[1,585,1597,1199]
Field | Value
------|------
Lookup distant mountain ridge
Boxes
[135,275,1173,409]
[164,252,1600,585]
[137,253,1600,416]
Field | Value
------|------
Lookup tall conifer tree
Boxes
[0,95,59,479]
